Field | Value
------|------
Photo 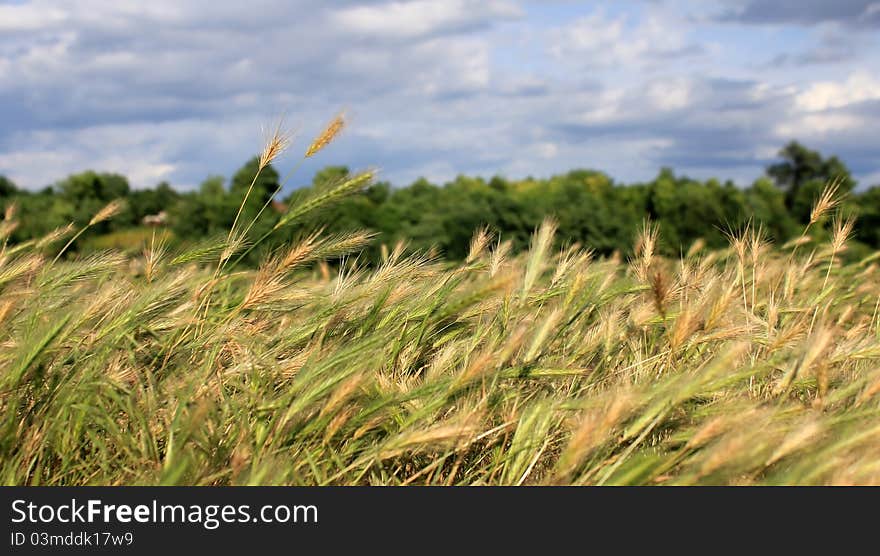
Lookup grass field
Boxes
[80,227,176,255]
[2,129,880,486]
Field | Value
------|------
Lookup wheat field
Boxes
[2,127,880,486]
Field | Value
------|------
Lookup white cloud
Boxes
[0,4,67,32]
[0,118,263,189]
[794,72,880,111]
[0,0,878,191]
[332,0,520,39]
[646,78,692,111]
[572,88,627,125]
[776,113,864,137]
[535,142,559,159]
[549,10,700,69]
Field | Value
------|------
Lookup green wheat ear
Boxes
[274,170,374,231]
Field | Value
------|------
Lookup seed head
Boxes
[89,199,125,226]
[259,120,292,170]
[831,214,856,253]
[810,179,842,226]
[305,112,345,158]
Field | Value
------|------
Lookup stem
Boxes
[225,167,264,251]
[228,228,274,271]
[52,225,90,265]
[821,248,836,293]
[193,163,268,335]
[739,259,748,323]
[225,159,306,272]
[809,247,838,336]
[237,159,304,241]
[751,258,757,312]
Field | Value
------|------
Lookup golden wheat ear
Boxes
[89,199,126,226]
[259,120,293,170]
[632,219,659,282]
[305,111,345,158]
[466,226,493,264]
[831,214,856,253]
[809,178,843,226]
[0,208,18,243]
[3,202,16,221]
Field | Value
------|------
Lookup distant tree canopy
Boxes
[768,141,856,220]
[0,142,876,262]
[0,175,17,197]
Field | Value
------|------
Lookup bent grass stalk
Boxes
[4,150,880,486]
[51,199,125,264]
[228,170,375,270]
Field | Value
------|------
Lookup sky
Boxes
[0,0,879,192]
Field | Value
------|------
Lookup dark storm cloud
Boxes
[722,0,880,27]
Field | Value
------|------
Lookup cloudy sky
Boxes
[1,0,879,191]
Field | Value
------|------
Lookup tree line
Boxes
[1,141,878,262]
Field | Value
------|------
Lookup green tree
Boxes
[0,175,18,198]
[231,156,280,208]
[170,176,229,237]
[129,181,180,223]
[745,177,798,243]
[850,186,880,249]
[53,171,131,236]
[767,141,855,218]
